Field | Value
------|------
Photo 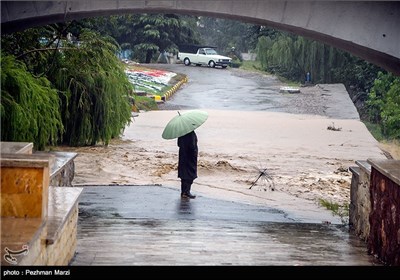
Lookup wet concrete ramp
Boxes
[71,186,379,266]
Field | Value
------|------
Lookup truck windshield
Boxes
[205,48,218,55]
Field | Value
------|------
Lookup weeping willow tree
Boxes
[1,53,63,150]
[256,36,273,70]
[48,30,133,146]
[256,33,347,83]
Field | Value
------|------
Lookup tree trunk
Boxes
[145,50,153,63]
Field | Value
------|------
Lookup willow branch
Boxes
[16,47,79,59]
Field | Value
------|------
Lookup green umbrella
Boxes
[162,110,208,139]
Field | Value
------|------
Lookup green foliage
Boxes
[255,31,383,90]
[256,33,349,83]
[1,24,73,76]
[133,43,160,63]
[256,36,272,70]
[367,72,400,139]
[1,53,63,150]
[76,14,200,63]
[240,60,263,72]
[46,30,133,146]
[330,54,382,97]
[363,121,386,141]
[197,17,255,54]
[230,59,242,68]
[367,72,391,123]
[319,199,349,225]
[134,95,158,111]
[134,14,193,62]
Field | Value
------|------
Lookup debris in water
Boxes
[249,167,275,191]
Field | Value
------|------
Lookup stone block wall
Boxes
[349,166,359,232]
[1,189,81,266]
[35,151,77,187]
[368,163,400,266]
[1,142,81,266]
[44,204,79,265]
[50,160,75,187]
[1,218,45,266]
[17,225,48,266]
[349,161,371,241]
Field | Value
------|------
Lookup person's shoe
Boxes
[181,193,188,199]
[181,193,196,199]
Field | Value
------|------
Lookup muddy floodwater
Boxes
[65,64,387,265]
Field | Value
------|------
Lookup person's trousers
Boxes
[181,179,194,195]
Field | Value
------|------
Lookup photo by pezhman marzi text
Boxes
[2,267,71,277]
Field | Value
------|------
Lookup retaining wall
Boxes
[350,159,400,266]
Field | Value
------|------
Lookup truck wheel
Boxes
[209,61,216,68]
[184,58,191,66]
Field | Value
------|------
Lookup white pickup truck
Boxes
[178,45,232,68]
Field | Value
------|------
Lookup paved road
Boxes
[153,64,360,119]
[71,186,380,266]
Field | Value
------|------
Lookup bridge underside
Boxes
[1,1,400,75]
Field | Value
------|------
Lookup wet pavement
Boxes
[153,64,359,119]
[71,186,380,266]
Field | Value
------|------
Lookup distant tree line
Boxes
[74,14,201,63]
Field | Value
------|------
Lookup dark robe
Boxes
[177,131,198,180]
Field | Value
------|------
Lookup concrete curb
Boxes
[161,75,188,101]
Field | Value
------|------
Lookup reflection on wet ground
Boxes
[71,186,380,266]
[177,198,194,215]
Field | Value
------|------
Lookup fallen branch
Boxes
[327,122,342,131]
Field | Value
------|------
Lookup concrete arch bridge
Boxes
[1,1,399,75]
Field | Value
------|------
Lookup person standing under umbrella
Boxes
[178,130,198,199]
[162,110,208,199]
